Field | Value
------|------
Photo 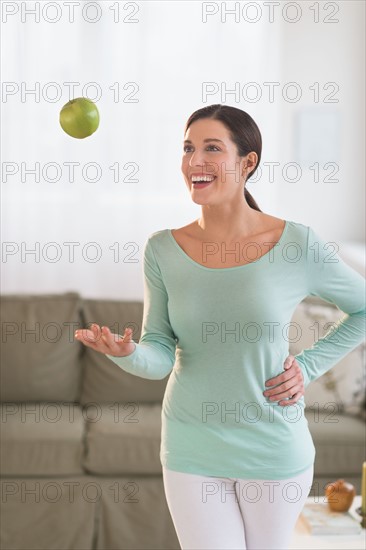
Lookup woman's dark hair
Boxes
[185,104,262,212]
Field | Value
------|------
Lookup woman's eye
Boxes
[183,145,219,153]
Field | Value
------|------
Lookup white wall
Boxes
[277,0,365,242]
[1,1,364,298]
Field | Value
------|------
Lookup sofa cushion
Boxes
[305,410,365,476]
[80,300,169,405]
[0,475,97,550]
[289,296,365,416]
[95,476,180,550]
[0,292,84,402]
[0,403,85,476]
[83,403,162,475]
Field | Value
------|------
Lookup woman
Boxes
[75,104,366,550]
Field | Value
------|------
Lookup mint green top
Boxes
[106,220,366,479]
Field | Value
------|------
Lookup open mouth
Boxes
[192,176,216,188]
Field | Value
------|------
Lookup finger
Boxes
[90,323,101,336]
[264,367,295,390]
[100,326,123,351]
[123,327,133,341]
[266,383,299,401]
[101,326,129,341]
[264,361,290,387]
[82,324,100,334]
[102,326,134,353]
[76,328,100,343]
[282,362,306,390]
[75,325,110,351]
[283,355,294,370]
[274,382,299,398]
[75,331,107,353]
[284,355,305,390]
[275,356,301,383]
[265,369,302,396]
[278,391,303,407]
[113,327,133,343]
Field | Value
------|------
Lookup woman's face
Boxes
[181,118,256,205]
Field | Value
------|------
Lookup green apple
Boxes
[59,97,100,139]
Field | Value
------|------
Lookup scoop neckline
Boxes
[166,220,291,272]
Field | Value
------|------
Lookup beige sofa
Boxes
[1,291,365,550]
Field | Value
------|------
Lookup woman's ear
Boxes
[242,152,257,177]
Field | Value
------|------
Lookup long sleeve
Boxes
[295,225,366,388]
[105,236,177,380]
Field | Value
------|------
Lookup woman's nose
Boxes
[188,151,205,167]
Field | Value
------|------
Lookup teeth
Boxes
[192,176,215,182]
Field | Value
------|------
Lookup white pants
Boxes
[162,464,314,550]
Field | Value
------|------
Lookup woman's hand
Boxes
[263,355,305,406]
[75,324,136,357]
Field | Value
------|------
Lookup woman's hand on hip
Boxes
[263,355,305,406]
